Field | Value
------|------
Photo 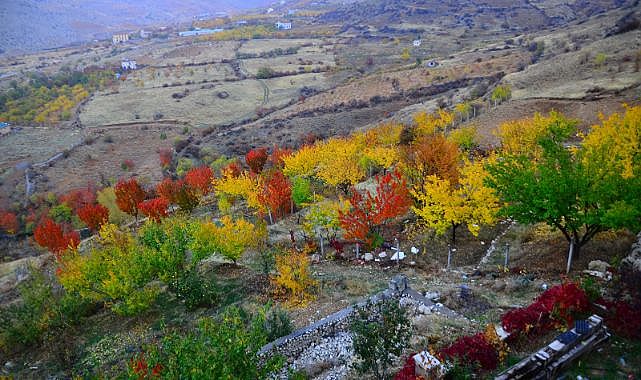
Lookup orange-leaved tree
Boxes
[246,147,269,174]
[339,169,411,249]
[400,134,460,189]
[138,198,169,223]
[114,178,146,219]
[77,203,109,231]
[33,218,79,260]
[270,145,293,169]
[59,185,97,213]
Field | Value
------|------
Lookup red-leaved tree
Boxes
[261,170,292,222]
[222,161,242,178]
[339,169,411,249]
[33,218,80,259]
[159,148,173,168]
[138,198,169,223]
[77,203,109,231]
[184,166,214,195]
[59,185,97,213]
[115,178,146,219]
[174,180,200,213]
[246,147,269,174]
[156,178,181,204]
[270,145,293,168]
[0,210,19,235]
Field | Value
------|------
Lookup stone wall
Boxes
[259,275,455,362]
[621,231,641,294]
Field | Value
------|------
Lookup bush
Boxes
[291,177,312,206]
[273,249,317,306]
[264,305,293,341]
[256,67,276,79]
[169,269,219,311]
[49,203,73,223]
[350,298,412,380]
[127,307,283,379]
[439,333,498,372]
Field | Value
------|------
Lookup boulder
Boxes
[588,260,611,273]
[363,252,374,261]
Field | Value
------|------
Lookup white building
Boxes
[413,39,422,47]
[275,22,292,30]
[178,28,224,37]
[112,33,130,44]
[121,59,137,70]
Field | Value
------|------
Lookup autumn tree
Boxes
[174,181,201,213]
[400,134,460,189]
[261,170,292,223]
[33,218,80,259]
[77,203,109,231]
[114,178,146,219]
[190,216,265,263]
[184,166,214,195]
[273,249,318,306]
[59,185,97,213]
[412,158,499,244]
[270,145,293,169]
[138,198,169,223]
[246,147,269,174]
[156,178,181,204]
[158,148,173,168]
[486,108,641,266]
[339,169,411,249]
[0,211,19,235]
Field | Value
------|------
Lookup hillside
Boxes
[0,0,271,54]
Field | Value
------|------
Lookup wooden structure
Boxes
[496,315,610,379]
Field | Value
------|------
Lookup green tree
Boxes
[350,298,412,380]
[486,112,641,268]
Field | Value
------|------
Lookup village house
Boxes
[121,59,137,71]
[112,33,129,44]
[413,39,422,47]
[275,22,293,30]
[0,122,11,137]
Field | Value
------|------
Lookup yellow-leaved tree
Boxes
[213,171,264,214]
[496,111,575,158]
[411,158,499,243]
[190,216,266,264]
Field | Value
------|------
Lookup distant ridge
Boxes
[0,0,270,55]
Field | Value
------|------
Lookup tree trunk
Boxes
[451,223,459,245]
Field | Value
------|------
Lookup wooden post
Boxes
[320,234,324,258]
[566,238,575,274]
[355,243,360,259]
[395,238,400,266]
[447,244,452,269]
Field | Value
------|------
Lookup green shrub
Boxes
[292,177,312,206]
[49,203,73,223]
[264,305,293,341]
[176,157,193,177]
[350,298,412,380]
[256,67,276,79]
[128,307,284,379]
[169,269,219,311]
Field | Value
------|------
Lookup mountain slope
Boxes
[0,0,270,54]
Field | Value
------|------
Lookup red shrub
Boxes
[0,211,19,234]
[246,147,269,174]
[502,281,590,336]
[394,355,418,380]
[598,299,641,340]
[77,203,109,231]
[33,218,80,259]
[115,178,146,218]
[184,166,214,195]
[121,159,135,171]
[138,198,169,223]
[439,333,498,371]
[174,180,200,213]
[270,145,293,168]
[222,161,242,178]
[129,352,163,379]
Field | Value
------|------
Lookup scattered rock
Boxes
[311,254,321,264]
[378,252,387,258]
[217,91,230,99]
[363,252,373,261]
[588,260,611,273]
[391,251,405,260]
[492,279,506,292]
